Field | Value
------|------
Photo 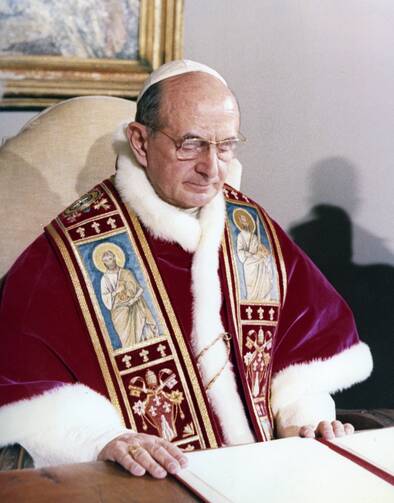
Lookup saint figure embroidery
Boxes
[233,208,274,301]
[93,242,158,347]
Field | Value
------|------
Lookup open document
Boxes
[176,427,394,503]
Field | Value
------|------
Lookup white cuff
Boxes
[275,393,336,438]
[0,383,130,467]
[271,342,373,415]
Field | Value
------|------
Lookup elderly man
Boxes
[0,60,372,479]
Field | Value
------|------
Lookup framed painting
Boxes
[0,0,184,108]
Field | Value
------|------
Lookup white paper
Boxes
[331,426,394,475]
[178,429,394,503]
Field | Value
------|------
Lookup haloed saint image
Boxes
[233,208,275,301]
[93,242,158,348]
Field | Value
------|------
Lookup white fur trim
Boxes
[0,384,129,467]
[275,393,336,438]
[271,342,373,416]
[190,191,254,445]
[113,131,253,445]
[115,145,201,253]
[113,124,242,241]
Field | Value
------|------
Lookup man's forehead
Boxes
[160,73,239,124]
[155,73,239,140]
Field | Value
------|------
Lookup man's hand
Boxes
[299,420,355,440]
[98,432,188,478]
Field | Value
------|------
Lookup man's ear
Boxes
[126,122,149,168]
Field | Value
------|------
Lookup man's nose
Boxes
[195,144,219,177]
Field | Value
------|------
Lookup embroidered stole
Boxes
[221,186,287,441]
[46,179,286,449]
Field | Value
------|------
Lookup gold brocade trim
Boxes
[128,210,218,449]
[223,225,271,439]
[223,199,282,441]
[57,220,136,429]
[266,362,274,431]
[113,335,168,357]
[102,186,208,445]
[46,223,125,425]
[240,300,280,307]
[100,183,214,448]
[221,234,239,344]
[263,211,288,301]
[66,211,119,230]
[73,228,126,245]
[174,435,200,447]
[242,321,278,327]
[119,355,174,376]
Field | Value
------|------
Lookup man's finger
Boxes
[111,446,146,477]
[158,439,188,468]
[332,420,345,437]
[122,455,146,477]
[146,442,182,474]
[316,420,334,439]
[344,423,355,435]
[299,425,315,438]
[129,444,167,479]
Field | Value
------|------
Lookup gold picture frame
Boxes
[0,0,184,108]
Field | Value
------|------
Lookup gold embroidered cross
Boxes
[258,307,265,320]
[230,190,239,200]
[139,349,149,362]
[246,306,253,320]
[122,354,132,369]
[106,217,117,229]
[269,308,275,321]
[76,227,85,238]
[94,198,110,210]
[157,344,167,358]
[91,222,101,234]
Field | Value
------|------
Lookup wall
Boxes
[0,111,36,144]
[184,0,394,267]
[1,2,393,266]
[184,1,394,408]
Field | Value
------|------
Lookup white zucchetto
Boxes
[137,59,228,103]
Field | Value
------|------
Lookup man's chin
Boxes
[179,183,221,208]
[182,190,217,208]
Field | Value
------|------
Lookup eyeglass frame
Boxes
[142,123,247,161]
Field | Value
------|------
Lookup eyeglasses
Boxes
[147,126,246,161]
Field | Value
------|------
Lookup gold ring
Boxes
[128,445,143,457]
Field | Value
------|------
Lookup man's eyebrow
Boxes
[180,133,239,141]
[180,132,204,140]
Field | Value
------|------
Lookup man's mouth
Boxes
[185,182,213,191]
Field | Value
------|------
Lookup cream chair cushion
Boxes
[0,96,136,278]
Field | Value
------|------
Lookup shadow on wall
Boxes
[289,157,394,409]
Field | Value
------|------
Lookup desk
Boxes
[0,461,200,503]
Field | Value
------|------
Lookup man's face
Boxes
[136,73,240,209]
[103,252,116,270]
[240,215,249,230]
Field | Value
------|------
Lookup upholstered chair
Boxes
[0,96,137,282]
